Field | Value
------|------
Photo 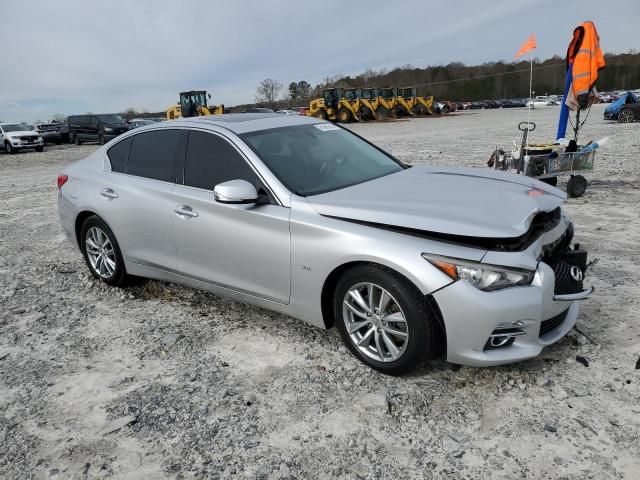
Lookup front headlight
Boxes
[104,127,113,133]
[422,254,534,291]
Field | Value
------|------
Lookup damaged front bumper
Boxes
[432,244,593,367]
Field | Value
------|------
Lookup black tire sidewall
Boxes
[80,216,127,286]
[333,265,436,375]
[567,175,587,198]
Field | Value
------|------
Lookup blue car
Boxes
[604,92,638,120]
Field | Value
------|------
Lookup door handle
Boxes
[174,205,199,218]
[100,188,118,199]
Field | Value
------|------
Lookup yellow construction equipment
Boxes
[307,88,359,123]
[359,88,395,120]
[379,87,414,117]
[343,88,377,121]
[397,87,435,115]
[166,90,224,120]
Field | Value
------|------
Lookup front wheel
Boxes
[73,134,81,145]
[5,142,16,154]
[315,109,327,120]
[334,265,442,375]
[36,146,44,152]
[98,134,105,145]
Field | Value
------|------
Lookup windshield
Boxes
[96,114,126,125]
[241,124,404,196]
[1,124,29,132]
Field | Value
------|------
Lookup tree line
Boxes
[249,51,639,110]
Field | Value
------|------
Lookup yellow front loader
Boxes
[379,87,414,117]
[360,88,394,120]
[397,87,435,115]
[343,88,378,121]
[307,88,359,123]
[166,90,225,120]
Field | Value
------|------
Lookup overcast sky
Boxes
[0,0,637,122]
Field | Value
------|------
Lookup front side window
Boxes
[241,124,404,196]
[127,130,181,182]
[184,131,259,191]
[97,114,126,125]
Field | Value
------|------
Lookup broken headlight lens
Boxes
[422,254,534,291]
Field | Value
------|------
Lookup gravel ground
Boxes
[1,105,639,479]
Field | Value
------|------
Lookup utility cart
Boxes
[489,121,595,198]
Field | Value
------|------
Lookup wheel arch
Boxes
[74,210,99,247]
[320,260,447,344]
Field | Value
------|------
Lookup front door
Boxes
[171,130,291,303]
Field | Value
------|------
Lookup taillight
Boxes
[57,174,68,190]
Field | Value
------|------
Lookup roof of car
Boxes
[177,113,320,134]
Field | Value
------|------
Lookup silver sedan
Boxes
[57,114,593,374]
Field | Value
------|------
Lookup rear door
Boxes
[97,129,183,271]
[171,129,291,303]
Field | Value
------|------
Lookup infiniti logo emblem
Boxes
[570,266,583,282]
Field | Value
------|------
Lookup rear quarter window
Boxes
[107,137,132,173]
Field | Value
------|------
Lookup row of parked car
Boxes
[0,114,165,153]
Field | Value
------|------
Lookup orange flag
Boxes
[515,34,537,58]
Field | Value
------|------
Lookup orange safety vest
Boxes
[567,21,605,109]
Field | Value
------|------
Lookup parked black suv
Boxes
[67,114,129,145]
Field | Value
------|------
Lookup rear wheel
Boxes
[98,134,105,145]
[80,215,129,286]
[337,108,352,123]
[333,264,442,375]
[567,175,587,198]
[618,108,636,123]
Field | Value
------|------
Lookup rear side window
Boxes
[107,137,132,173]
[184,131,258,190]
[127,129,182,182]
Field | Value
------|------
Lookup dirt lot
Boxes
[1,105,639,479]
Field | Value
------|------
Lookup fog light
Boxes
[485,327,526,350]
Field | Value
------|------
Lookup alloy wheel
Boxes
[619,110,635,123]
[85,227,116,278]
[342,282,409,362]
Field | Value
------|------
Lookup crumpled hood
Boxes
[307,166,566,238]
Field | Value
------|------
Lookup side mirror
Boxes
[213,179,259,204]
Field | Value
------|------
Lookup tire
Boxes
[5,142,15,154]
[315,109,327,120]
[73,134,81,145]
[80,215,129,287]
[98,134,105,145]
[333,264,442,375]
[567,175,587,198]
[412,104,426,115]
[540,177,558,187]
[36,146,44,152]
[618,108,636,123]
[337,108,352,123]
